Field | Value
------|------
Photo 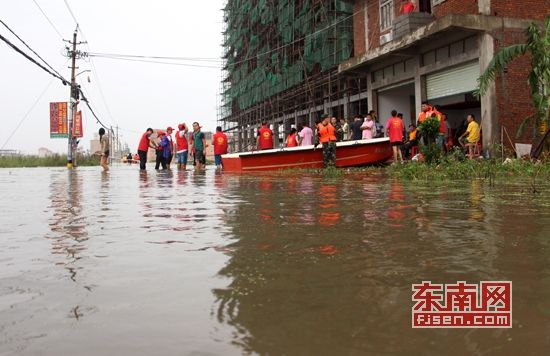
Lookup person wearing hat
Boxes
[155,130,169,170]
[175,123,189,170]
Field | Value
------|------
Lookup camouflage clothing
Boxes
[322,142,336,168]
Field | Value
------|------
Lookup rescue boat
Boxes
[221,137,392,172]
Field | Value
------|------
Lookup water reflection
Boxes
[213,173,550,355]
[45,171,87,283]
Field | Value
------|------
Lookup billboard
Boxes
[73,111,83,138]
[50,102,68,138]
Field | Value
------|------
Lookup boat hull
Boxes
[221,138,392,172]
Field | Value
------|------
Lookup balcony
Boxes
[392,11,434,41]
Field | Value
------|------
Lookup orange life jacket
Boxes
[318,123,336,143]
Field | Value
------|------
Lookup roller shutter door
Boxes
[426,61,480,100]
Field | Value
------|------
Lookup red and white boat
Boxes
[221,137,392,172]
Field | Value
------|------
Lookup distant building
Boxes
[37,147,54,157]
[0,149,20,157]
[90,133,100,154]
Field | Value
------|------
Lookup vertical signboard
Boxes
[73,111,83,138]
[49,102,68,138]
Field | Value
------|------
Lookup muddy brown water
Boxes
[0,166,549,355]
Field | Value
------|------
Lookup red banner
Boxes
[49,102,68,138]
[73,111,83,138]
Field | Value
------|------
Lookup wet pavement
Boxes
[0,166,549,355]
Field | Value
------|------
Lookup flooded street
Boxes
[1,166,549,355]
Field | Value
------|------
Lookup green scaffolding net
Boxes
[222,0,354,114]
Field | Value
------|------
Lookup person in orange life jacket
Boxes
[317,114,337,168]
[212,126,228,171]
[286,128,298,147]
[155,131,168,170]
[386,110,405,164]
[257,121,274,150]
[433,105,447,151]
[165,126,175,168]
[401,123,419,159]
[137,128,157,170]
[417,102,434,125]
[175,123,189,170]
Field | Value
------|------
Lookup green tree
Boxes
[476,16,550,157]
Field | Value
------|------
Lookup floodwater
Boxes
[0,165,549,356]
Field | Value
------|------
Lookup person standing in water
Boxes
[191,122,207,171]
[99,128,109,171]
[137,128,156,170]
[212,126,228,171]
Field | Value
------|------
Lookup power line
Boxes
[90,55,221,68]
[63,0,79,27]
[31,0,64,40]
[0,32,69,84]
[1,77,57,150]
[0,18,66,81]
[78,88,111,131]
[88,52,222,62]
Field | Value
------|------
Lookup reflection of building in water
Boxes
[46,172,88,282]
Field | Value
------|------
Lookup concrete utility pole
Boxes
[67,30,78,169]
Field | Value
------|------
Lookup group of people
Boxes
[136,122,228,172]
[255,102,481,166]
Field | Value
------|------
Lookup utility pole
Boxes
[67,30,78,169]
[116,125,119,159]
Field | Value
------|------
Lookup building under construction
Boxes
[219,0,361,152]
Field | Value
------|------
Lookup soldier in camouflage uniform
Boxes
[318,114,337,168]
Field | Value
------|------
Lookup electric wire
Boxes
[0,77,57,150]
[90,55,221,68]
[88,52,222,62]
[31,0,64,40]
[0,18,66,82]
[0,32,69,84]
[63,0,79,27]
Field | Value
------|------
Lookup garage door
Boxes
[426,61,480,100]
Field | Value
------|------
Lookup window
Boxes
[379,0,394,31]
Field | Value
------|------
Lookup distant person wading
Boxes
[98,128,109,172]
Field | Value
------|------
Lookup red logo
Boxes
[412,281,512,328]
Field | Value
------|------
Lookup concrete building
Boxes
[341,0,546,149]
[90,133,101,154]
[220,0,545,152]
[37,147,54,157]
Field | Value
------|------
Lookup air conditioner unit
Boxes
[380,32,393,45]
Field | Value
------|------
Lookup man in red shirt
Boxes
[137,128,156,170]
[212,126,228,171]
[256,121,274,150]
[385,110,405,163]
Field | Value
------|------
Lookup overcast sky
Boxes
[1,0,224,154]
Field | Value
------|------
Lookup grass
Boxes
[0,154,100,168]
[387,158,550,194]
